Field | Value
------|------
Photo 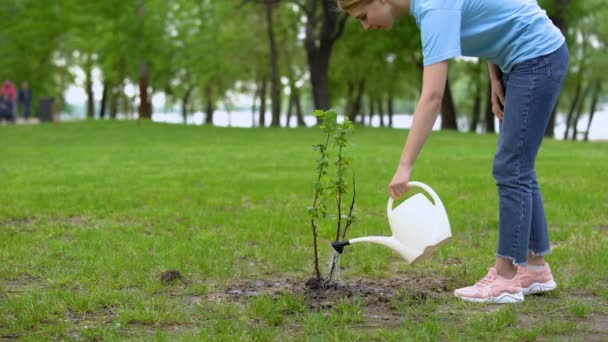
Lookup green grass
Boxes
[1,120,607,340]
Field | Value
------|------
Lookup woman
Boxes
[339,0,568,304]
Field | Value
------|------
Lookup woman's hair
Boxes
[338,0,372,11]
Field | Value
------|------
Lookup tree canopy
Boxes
[1,0,605,138]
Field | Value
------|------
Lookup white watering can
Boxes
[331,181,452,264]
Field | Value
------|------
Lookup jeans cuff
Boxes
[529,248,552,257]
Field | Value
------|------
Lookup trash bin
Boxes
[39,97,55,122]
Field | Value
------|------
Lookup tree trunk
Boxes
[367,96,374,126]
[204,85,215,125]
[571,83,592,141]
[280,29,305,127]
[110,85,119,119]
[484,77,495,133]
[470,61,483,132]
[441,79,458,130]
[470,92,481,133]
[286,91,294,127]
[308,50,331,111]
[354,80,365,124]
[345,81,355,122]
[564,78,582,140]
[259,78,268,127]
[294,88,305,126]
[138,60,151,120]
[584,80,601,142]
[304,0,348,117]
[181,87,193,125]
[251,81,259,127]
[377,97,385,127]
[546,0,570,137]
[387,90,394,128]
[99,80,108,119]
[85,56,95,119]
[264,2,281,127]
[136,0,151,120]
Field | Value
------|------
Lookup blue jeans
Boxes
[494,43,569,266]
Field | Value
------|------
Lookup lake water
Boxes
[145,107,608,142]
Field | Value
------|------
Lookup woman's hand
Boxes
[490,79,506,120]
[487,63,505,120]
[389,165,413,200]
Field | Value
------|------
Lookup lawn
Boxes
[1,120,607,340]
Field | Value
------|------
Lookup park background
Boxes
[1,0,608,340]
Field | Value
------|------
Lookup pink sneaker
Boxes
[518,263,557,295]
[454,268,524,303]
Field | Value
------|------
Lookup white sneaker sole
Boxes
[455,291,524,304]
[522,280,557,295]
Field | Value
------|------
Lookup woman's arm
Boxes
[389,61,448,199]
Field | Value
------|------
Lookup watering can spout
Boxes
[350,236,425,264]
[330,181,452,264]
[331,240,350,254]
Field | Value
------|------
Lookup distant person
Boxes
[1,80,17,119]
[340,0,568,303]
[18,81,32,120]
[0,94,15,123]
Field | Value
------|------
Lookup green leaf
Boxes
[312,110,325,118]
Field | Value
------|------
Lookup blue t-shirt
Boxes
[410,0,565,72]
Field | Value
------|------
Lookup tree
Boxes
[299,0,348,111]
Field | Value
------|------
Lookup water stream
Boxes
[327,252,341,284]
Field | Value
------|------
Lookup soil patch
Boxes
[215,275,449,305]
[207,274,450,327]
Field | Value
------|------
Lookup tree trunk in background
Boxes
[204,85,215,125]
[286,91,294,126]
[367,96,374,126]
[484,77,495,133]
[584,80,601,142]
[110,85,119,119]
[110,61,126,120]
[387,90,394,128]
[377,97,385,127]
[353,80,365,124]
[441,79,458,130]
[99,80,108,119]
[546,0,570,137]
[251,80,259,127]
[470,81,482,132]
[264,2,281,127]
[345,81,355,121]
[138,60,151,119]
[304,0,348,117]
[259,78,267,127]
[571,83,591,141]
[136,0,151,120]
[282,36,304,127]
[294,88,305,126]
[564,77,582,139]
[85,56,95,119]
[285,86,305,127]
[470,61,483,132]
[181,87,192,125]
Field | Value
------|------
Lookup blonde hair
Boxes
[338,0,372,11]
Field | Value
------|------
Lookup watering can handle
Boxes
[387,181,443,217]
